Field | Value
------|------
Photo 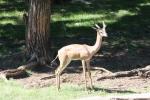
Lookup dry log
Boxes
[0,69,26,79]
[17,62,39,70]
[0,62,39,79]
[97,65,150,80]
[92,67,113,74]
[40,74,55,80]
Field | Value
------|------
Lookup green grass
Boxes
[1,79,149,100]
[0,11,23,25]
[2,79,147,100]
[50,0,150,38]
[0,80,113,100]
[0,79,150,100]
[0,0,150,39]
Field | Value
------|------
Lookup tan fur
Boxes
[54,22,107,90]
[58,44,91,60]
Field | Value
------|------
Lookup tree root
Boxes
[97,65,150,80]
[0,62,39,80]
[92,67,113,74]
[0,69,27,79]
[17,62,39,70]
[40,74,55,80]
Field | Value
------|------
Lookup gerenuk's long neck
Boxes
[91,32,103,54]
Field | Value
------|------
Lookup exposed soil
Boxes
[16,67,150,93]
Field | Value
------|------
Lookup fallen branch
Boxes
[92,67,113,74]
[17,62,39,70]
[97,65,150,80]
[0,62,39,79]
[40,74,55,80]
[0,69,26,79]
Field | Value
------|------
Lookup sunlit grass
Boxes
[0,0,146,38]
[1,79,149,100]
[1,79,146,100]
[51,12,116,28]
[139,2,150,6]
[0,20,17,25]
[0,11,23,25]
[116,10,137,18]
[0,11,22,17]
[0,0,6,4]
[51,8,138,31]
[0,80,110,100]
[52,13,105,22]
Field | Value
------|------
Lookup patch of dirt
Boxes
[16,66,150,93]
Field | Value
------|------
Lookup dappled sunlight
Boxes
[115,10,137,18]
[139,2,150,6]
[51,0,150,39]
[0,8,24,25]
[0,0,149,39]
[0,0,25,40]
[52,13,105,22]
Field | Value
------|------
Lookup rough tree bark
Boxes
[26,0,51,65]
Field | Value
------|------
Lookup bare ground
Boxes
[15,67,150,93]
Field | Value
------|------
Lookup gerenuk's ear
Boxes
[92,26,97,30]
[95,24,100,29]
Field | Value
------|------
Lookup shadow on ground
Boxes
[93,87,136,94]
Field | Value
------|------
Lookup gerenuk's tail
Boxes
[51,55,58,66]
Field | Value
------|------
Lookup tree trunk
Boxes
[26,0,51,65]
